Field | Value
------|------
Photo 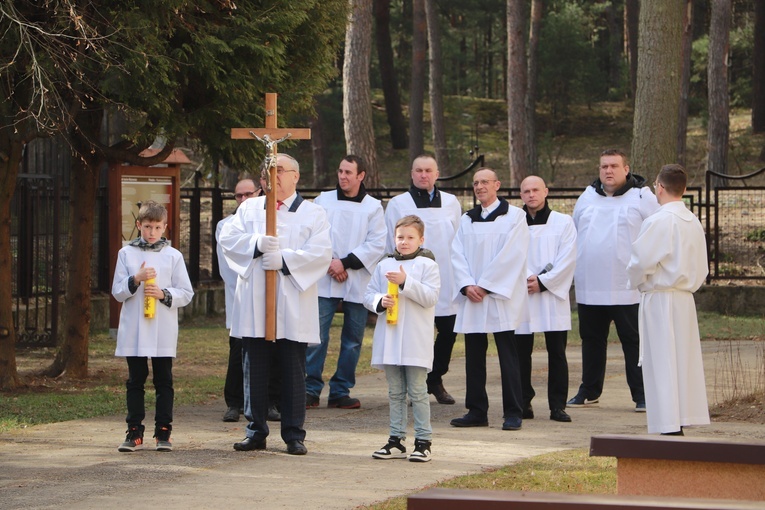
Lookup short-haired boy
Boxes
[112,201,194,452]
[364,215,440,462]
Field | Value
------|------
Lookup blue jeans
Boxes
[384,365,432,441]
[305,298,367,400]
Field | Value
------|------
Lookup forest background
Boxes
[1,0,764,389]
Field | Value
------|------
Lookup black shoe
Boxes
[306,394,320,409]
[502,417,522,431]
[153,426,173,452]
[223,407,240,422]
[428,383,456,405]
[286,439,307,455]
[267,404,281,421]
[522,404,534,419]
[233,437,267,451]
[372,436,407,459]
[327,396,361,409]
[450,413,488,427]
[566,394,599,407]
[550,408,572,422]
[661,427,684,436]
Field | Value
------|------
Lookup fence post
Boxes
[189,171,201,283]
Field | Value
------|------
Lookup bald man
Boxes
[515,176,577,423]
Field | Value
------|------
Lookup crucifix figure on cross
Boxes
[231,93,311,340]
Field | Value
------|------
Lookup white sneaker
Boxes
[408,439,432,463]
[372,437,407,459]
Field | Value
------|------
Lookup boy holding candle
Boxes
[112,201,194,452]
[364,215,440,462]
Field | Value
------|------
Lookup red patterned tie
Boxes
[277,200,284,210]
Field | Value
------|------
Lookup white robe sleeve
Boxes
[451,218,476,299]
[400,260,440,309]
[218,205,266,279]
[281,209,333,293]
[165,252,195,309]
[111,250,135,303]
[626,216,668,289]
[384,198,402,254]
[364,265,386,314]
[352,202,387,271]
[537,216,577,300]
[475,216,529,300]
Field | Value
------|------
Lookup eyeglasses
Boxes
[276,168,296,175]
[472,179,497,187]
[234,191,256,200]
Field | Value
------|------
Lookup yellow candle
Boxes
[386,281,399,325]
[144,277,156,319]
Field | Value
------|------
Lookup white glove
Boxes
[262,251,284,270]
[256,235,280,253]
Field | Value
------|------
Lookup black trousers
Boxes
[426,314,457,388]
[125,356,173,431]
[464,331,523,420]
[242,337,306,444]
[225,336,280,409]
[576,303,644,403]
[515,330,569,410]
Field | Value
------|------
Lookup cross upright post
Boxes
[230,93,311,340]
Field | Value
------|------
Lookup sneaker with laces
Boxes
[154,426,173,452]
[118,426,144,452]
[566,394,599,407]
[372,436,407,459]
[408,439,432,463]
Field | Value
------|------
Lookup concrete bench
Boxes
[408,488,764,509]
[589,434,765,501]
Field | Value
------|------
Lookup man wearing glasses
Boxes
[568,149,659,412]
[449,168,530,431]
[220,153,332,456]
[217,178,258,423]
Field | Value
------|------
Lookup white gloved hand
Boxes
[256,235,280,253]
[262,251,284,270]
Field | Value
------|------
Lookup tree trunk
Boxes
[752,0,765,133]
[676,0,693,167]
[310,111,329,188]
[45,150,99,378]
[604,1,622,94]
[506,0,529,187]
[425,0,449,172]
[631,1,684,180]
[526,0,543,176]
[707,0,731,186]
[343,0,379,186]
[625,0,639,101]
[375,0,408,150]
[408,0,427,163]
[0,138,23,390]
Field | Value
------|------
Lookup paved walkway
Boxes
[1,340,763,509]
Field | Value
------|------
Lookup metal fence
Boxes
[10,168,764,348]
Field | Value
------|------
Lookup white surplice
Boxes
[384,189,462,316]
[218,194,332,344]
[451,201,530,333]
[574,185,659,305]
[112,243,195,357]
[364,254,440,370]
[314,190,387,304]
[626,200,710,434]
[216,214,238,329]
[516,211,577,334]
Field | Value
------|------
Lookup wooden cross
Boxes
[231,93,311,341]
